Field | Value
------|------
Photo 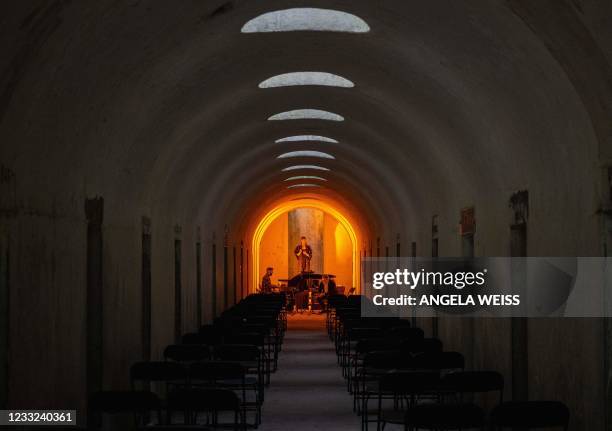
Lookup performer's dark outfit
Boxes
[294,244,313,272]
[327,279,338,296]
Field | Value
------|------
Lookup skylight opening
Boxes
[268,109,344,122]
[282,165,330,172]
[284,176,328,182]
[277,151,335,160]
[276,135,339,144]
[258,72,354,89]
[287,183,323,189]
[241,8,370,33]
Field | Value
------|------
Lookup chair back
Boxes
[491,401,570,429]
[355,337,404,354]
[224,331,265,347]
[164,344,209,362]
[442,371,504,402]
[379,371,440,395]
[189,361,245,381]
[214,344,260,362]
[168,388,241,412]
[390,327,424,345]
[411,351,465,371]
[407,403,485,429]
[89,390,160,414]
[198,325,223,345]
[362,350,406,371]
[130,361,187,385]
[88,390,161,428]
[181,333,204,345]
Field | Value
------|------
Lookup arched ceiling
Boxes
[0,0,608,243]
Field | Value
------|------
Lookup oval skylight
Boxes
[282,165,330,172]
[276,135,338,144]
[242,8,370,33]
[284,176,328,182]
[259,72,354,89]
[268,109,344,122]
[287,183,323,189]
[277,151,335,160]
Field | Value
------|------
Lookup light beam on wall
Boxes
[258,72,354,89]
[284,176,327,182]
[268,109,344,122]
[278,151,335,160]
[282,165,331,172]
[242,8,370,33]
[276,135,339,144]
[286,183,322,189]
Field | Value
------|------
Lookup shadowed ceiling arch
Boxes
[0,0,604,255]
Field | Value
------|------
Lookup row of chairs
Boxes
[88,293,287,430]
[326,295,570,430]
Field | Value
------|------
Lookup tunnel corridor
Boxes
[1,1,612,429]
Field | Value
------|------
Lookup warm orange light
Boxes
[335,223,351,262]
[251,198,360,294]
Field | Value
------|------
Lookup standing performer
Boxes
[294,236,313,273]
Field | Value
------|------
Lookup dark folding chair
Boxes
[405,403,485,430]
[347,294,364,307]
[181,333,204,345]
[327,295,349,336]
[189,361,254,426]
[214,344,264,425]
[381,319,411,329]
[164,344,209,363]
[440,371,504,404]
[376,371,441,431]
[198,325,224,345]
[411,351,465,373]
[399,337,443,356]
[420,338,443,353]
[344,327,385,387]
[130,361,188,391]
[229,322,279,373]
[88,390,161,429]
[352,338,405,379]
[491,401,570,430]
[389,327,424,345]
[137,427,208,431]
[167,388,243,430]
[358,351,411,429]
[223,332,271,385]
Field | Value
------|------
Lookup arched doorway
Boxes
[251,199,360,294]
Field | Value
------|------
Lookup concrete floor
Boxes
[258,314,361,430]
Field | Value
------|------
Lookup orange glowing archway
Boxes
[251,198,361,294]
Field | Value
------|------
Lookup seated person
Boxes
[324,275,337,296]
[261,267,274,294]
[294,289,308,312]
[317,275,337,310]
[293,277,310,312]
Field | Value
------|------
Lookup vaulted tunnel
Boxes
[1,1,611,429]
